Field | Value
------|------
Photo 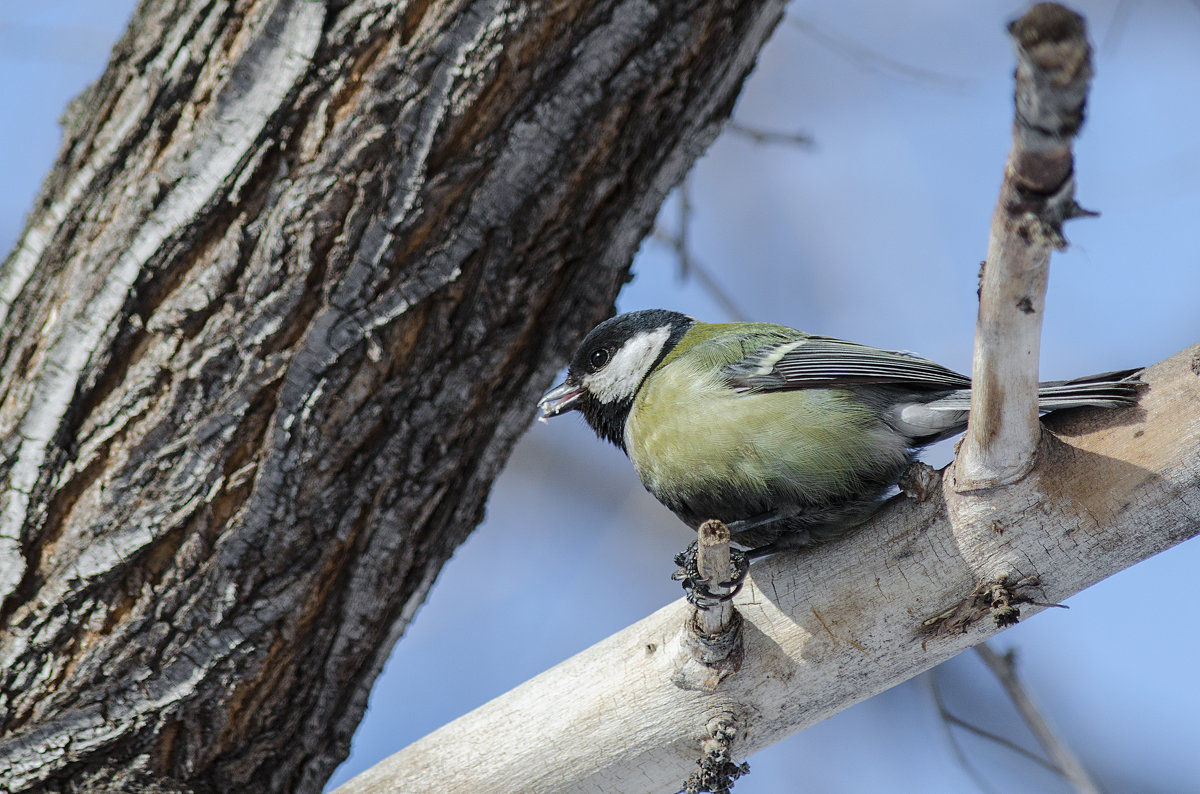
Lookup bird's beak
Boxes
[537,379,585,422]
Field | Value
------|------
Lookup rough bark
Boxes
[0,0,787,791]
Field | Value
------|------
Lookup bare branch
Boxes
[975,644,1103,794]
[649,177,750,321]
[789,16,971,90]
[929,670,1026,794]
[333,343,1200,794]
[725,121,814,148]
[957,3,1095,489]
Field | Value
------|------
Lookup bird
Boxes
[537,309,1141,568]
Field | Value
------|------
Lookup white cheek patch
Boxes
[584,326,672,404]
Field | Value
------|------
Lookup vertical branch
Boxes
[956,3,1094,489]
[673,520,744,694]
[695,520,736,635]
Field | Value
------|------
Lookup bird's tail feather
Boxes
[924,367,1144,412]
[1032,368,1145,409]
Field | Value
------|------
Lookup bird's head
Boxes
[537,309,694,449]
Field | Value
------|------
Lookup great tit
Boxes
[538,309,1140,557]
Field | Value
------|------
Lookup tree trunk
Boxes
[0,0,786,791]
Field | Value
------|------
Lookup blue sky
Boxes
[3,2,1198,792]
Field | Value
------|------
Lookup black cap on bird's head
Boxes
[538,310,694,448]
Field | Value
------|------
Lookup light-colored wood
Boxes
[672,520,744,694]
[695,519,735,634]
[335,343,1200,794]
[958,4,1093,488]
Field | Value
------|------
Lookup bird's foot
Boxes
[672,541,750,610]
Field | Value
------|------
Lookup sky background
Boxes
[3,1,1198,792]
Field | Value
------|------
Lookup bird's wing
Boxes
[722,334,970,393]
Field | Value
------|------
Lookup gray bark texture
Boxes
[0,0,786,791]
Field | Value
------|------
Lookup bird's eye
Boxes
[589,348,610,370]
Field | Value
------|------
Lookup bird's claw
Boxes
[672,541,750,610]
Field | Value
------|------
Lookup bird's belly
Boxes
[625,385,910,528]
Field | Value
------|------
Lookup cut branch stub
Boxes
[695,519,738,633]
[672,520,745,693]
[1008,3,1091,208]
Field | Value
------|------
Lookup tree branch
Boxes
[957,3,1094,488]
[974,644,1103,794]
[334,342,1200,794]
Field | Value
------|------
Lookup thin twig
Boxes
[649,177,749,321]
[684,260,748,322]
[790,16,970,91]
[929,667,1063,784]
[725,121,814,148]
[1099,0,1133,53]
[928,670,1005,794]
[975,643,1104,794]
[676,178,695,277]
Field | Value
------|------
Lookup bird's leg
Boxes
[724,505,803,552]
[672,540,750,609]
[673,508,803,607]
[724,510,785,534]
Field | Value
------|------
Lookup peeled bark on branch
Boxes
[0,0,787,790]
